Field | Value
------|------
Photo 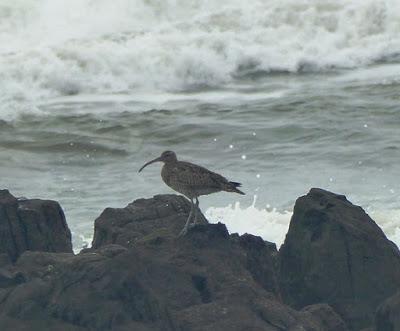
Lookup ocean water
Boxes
[1,0,399,250]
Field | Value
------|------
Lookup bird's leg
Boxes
[179,198,194,237]
[193,197,200,225]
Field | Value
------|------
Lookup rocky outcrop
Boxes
[3,188,400,330]
[300,304,350,330]
[0,193,349,331]
[374,291,400,331]
[92,194,207,249]
[0,190,72,263]
[279,188,400,330]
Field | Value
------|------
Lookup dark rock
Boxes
[0,254,11,267]
[0,190,73,262]
[300,304,349,331]
[375,291,400,331]
[279,188,400,330]
[92,194,207,249]
[0,268,25,288]
[15,251,74,280]
[2,244,346,330]
[237,233,281,299]
[0,193,349,330]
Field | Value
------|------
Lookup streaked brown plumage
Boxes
[139,151,244,235]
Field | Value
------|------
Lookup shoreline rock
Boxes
[0,188,398,330]
[92,194,207,249]
[279,188,400,330]
[374,291,400,331]
[0,190,72,263]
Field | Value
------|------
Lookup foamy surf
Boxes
[206,196,292,247]
[2,0,400,118]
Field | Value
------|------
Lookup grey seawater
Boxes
[1,65,399,249]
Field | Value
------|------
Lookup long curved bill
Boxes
[138,157,162,172]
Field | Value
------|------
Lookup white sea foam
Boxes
[206,196,292,247]
[1,0,400,118]
[206,199,400,249]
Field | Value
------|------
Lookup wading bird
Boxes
[139,151,245,236]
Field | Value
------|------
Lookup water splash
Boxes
[206,195,292,247]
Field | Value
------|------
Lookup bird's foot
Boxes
[178,226,189,237]
[178,223,197,237]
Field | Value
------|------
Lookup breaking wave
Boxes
[1,0,400,117]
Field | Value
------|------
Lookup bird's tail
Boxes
[227,181,245,195]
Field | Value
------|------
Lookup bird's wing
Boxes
[170,161,229,189]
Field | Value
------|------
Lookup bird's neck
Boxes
[165,159,178,166]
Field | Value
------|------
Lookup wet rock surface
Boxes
[279,188,400,330]
[0,190,72,263]
[374,291,400,331]
[92,194,207,249]
[1,189,399,330]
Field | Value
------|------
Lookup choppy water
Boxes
[1,0,399,250]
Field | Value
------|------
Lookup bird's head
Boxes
[138,151,177,172]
